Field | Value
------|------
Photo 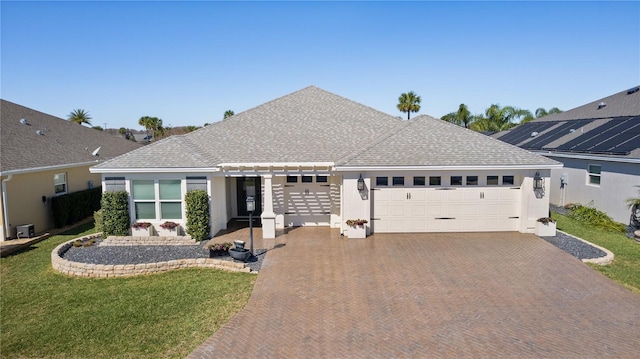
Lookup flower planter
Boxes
[131,226,154,236]
[156,226,182,237]
[347,225,366,239]
[535,221,556,237]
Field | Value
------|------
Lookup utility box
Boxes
[16,224,35,239]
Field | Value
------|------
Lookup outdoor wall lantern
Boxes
[533,172,544,190]
[246,196,255,213]
[357,175,365,191]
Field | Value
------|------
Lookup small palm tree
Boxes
[397,91,421,120]
[224,110,235,119]
[68,109,92,126]
[626,186,640,227]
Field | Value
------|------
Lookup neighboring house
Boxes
[0,100,142,241]
[493,86,640,225]
[91,86,561,239]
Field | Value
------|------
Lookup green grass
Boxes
[0,221,255,358]
[552,212,640,294]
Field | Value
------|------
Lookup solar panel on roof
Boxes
[588,122,640,154]
[524,119,595,150]
[554,116,638,155]
[498,122,558,145]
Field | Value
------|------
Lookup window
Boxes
[429,176,441,186]
[54,173,67,194]
[466,176,478,186]
[451,176,463,186]
[159,180,182,219]
[132,179,183,220]
[413,176,426,186]
[133,180,156,220]
[104,176,125,192]
[316,176,328,183]
[186,176,207,192]
[503,176,515,185]
[376,177,388,186]
[301,176,313,183]
[286,176,298,183]
[588,164,601,185]
[392,177,405,186]
[487,176,499,185]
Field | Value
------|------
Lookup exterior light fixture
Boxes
[533,172,544,190]
[246,196,255,213]
[357,175,365,191]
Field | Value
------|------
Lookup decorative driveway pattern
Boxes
[189,229,640,358]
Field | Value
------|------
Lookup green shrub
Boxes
[567,203,626,233]
[94,209,103,233]
[185,190,210,241]
[51,187,102,228]
[101,191,130,236]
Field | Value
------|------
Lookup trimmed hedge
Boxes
[94,209,103,233]
[101,191,130,236]
[185,190,210,241]
[51,187,102,228]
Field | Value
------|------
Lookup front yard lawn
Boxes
[553,213,640,294]
[0,221,255,358]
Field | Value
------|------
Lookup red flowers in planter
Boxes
[159,221,180,230]
[346,219,368,227]
[131,222,152,229]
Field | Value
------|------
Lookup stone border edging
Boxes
[101,235,198,246]
[51,233,252,277]
[556,230,615,265]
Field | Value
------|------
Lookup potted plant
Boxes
[535,217,556,236]
[209,242,232,257]
[157,221,181,236]
[345,219,368,238]
[131,222,154,236]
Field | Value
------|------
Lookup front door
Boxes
[237,177,262,216]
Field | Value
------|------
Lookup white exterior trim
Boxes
[1,175,13,241]
[91,167,221,174]
[1,161,101,176]
[335,164,563,171]
[534,151,640,164]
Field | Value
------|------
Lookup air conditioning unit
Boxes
[16,224,35,239]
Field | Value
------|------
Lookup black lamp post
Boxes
[246,196,255,256]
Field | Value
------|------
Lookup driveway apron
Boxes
[189,229,640,358]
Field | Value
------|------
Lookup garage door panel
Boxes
[286,183,331,227]
[374,187,521,233]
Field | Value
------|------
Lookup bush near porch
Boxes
[101,191,130,236]
[185,189,210,241]
[0,221,255,358]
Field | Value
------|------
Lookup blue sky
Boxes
[2,1,639,130]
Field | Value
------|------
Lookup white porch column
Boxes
[261,174,276,238]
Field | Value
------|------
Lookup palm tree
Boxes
[138,116,164,142]
[471,104,530,132]
[397,91,421,120]
[224,110,235,119]
[68,109,92,126]
[626,186,640,227]
[118,127,127,138]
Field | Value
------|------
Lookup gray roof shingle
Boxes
[1,99,142,173]
[94,86,559,171]
[538,86,640,121]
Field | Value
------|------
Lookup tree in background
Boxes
[470,104,530,132]
[441,103,474,128]
[118,127,127,138]
[397,91,421,120]
[92,126,104,131]
[224,110,235,119]
[521,107,563,124]
[138,116,164,142]
[68,109,92,126]
[185,125,200,133]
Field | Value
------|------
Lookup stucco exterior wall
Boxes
[2,165,100,239]
[548,156,640,224]
[519,169,552,233]
[211,176,227,235]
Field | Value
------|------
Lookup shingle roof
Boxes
[94,86,559,171]
[338,115,560,167]
[493,86,640,159]
[0,99,142,173]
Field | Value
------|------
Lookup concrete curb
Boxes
[556,230,615,266]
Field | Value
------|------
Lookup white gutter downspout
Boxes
[1,175,13,242]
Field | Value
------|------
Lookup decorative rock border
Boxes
[100,235,198,246]
[556,230,615,265]
[51,234,251,278]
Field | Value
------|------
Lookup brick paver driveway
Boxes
[189,229,640,358]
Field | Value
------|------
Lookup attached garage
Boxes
[371,185,521,233]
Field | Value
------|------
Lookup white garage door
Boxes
[372,187,520,233]
[284,181,332,226]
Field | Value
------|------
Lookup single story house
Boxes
[493,86,640,225]
[0,100,142,240]
[91,86,561,238]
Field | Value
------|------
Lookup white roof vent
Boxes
[36,130,44,136]
[91,147,101,156]
[531,131,539,137]
[597,102,607,109]
[20,118,29,125]
[569,129,576,133]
